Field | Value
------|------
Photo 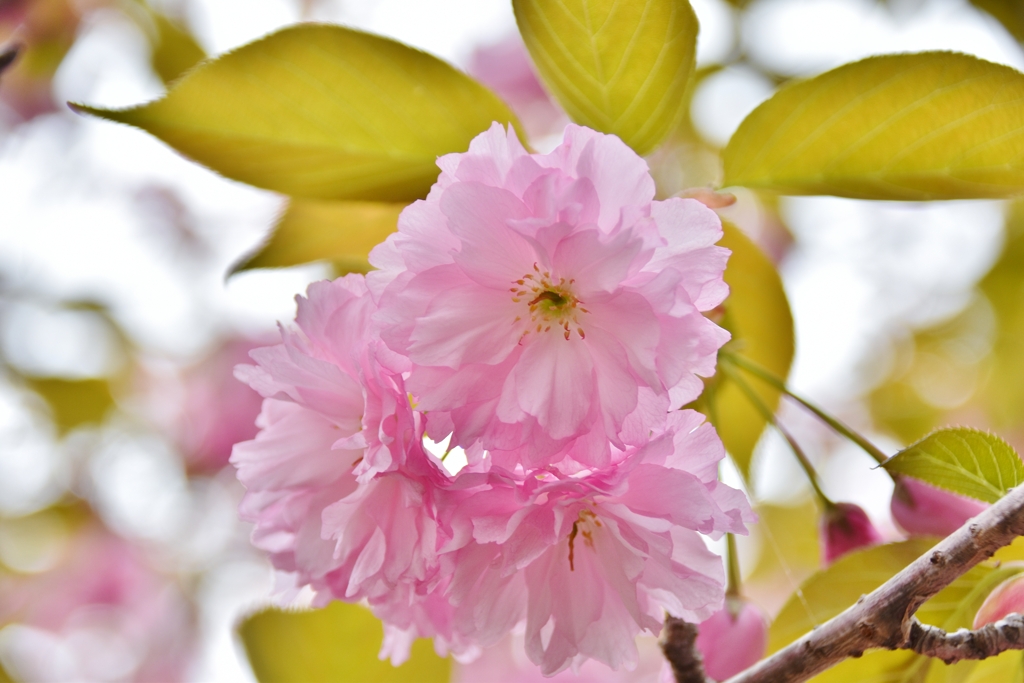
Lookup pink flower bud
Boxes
[694,598,769,681]
[973,573,1024,629]
[890,476,987,538]
[821,502,883,565]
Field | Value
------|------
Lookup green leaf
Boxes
[238,602,450,683]
[72,24,520,202]
[958,651,1024,683]
[769,539,996,654]
[513,0,698,155]
[970,1,1024,44]
[148,12,206,85]
[770,542,1024,683]
[978,201,1024,429]
[25,377,115,435]
[234,199,404,274]
[723,52,1024,200]
[746,499,820,587]
[809,650,920,683]
[882,428,1024,504]
[701,221,795,478]
[769,539,929,654]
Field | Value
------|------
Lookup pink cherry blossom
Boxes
[454,632,667,683]
[232,128,752,679]
[694,598,768,681]
[173,337,266,474]
[370,123,730,470]
[237,275,417,482]
[820,502,883,565]
[0,522,196,682]
[231,276,446,603]
[440,411,753,675]
[890,476,987,538]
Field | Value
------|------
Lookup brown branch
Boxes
[726,484,1024,683]
[0,44,20,78]
[906,614,1024,663]
[661,616,710,683]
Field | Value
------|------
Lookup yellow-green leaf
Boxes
[723,52,1024,200]
[809,650,919,683]
[779,555,1021,683]
[770,548,1019,683]
[770,539,927,654]
[148,12,206,85]
[234,199,404,274]
[238,602,450,683]
[72,24,520,202]
[971,1,1024,44]
[701,221,795,478]
[958,650,1024,683]
[882,428,1024,504]
[25,377,115,435]
[978,201,1024,428]
[768,539,997,654]
[513,0,698,155]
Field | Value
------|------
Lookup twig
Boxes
[721,352,890,465]
[661,616,710,683]
[726,484,1024,683]
[906,614,1024,663]
[0,44,20,78]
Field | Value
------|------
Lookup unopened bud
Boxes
[890,477,987,538]
[821,502,882,565]
[973,572,1024,629]
[694,598,768,681]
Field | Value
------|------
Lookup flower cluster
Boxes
[232,124,753,675]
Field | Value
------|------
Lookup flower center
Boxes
[510,263,588,341]
[567,507,601,571]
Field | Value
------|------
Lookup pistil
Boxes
[510,263,589,341]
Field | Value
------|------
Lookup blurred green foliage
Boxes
[871,201,1024,450]
[238,602,451,683]
[24,377,114,435]
[235,200,405,275]
[694,221,795,479]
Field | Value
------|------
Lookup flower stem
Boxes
[721,352,889,466]
[726,533,742,599]
[720,363,835,509]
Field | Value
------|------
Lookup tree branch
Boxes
[906,614,1024,663]
[726,484,1024,683]
[0,44,20,79]
[661,616,710,683]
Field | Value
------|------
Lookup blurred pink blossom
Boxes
[694,598,768,681]
[0,521,196,682]
[820,502,883,565]
[370,123,730,471]
[467,34,566,141]
[172,338,266,474]
[890,476,987,538]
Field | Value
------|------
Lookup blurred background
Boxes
[1,0,1023,680]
